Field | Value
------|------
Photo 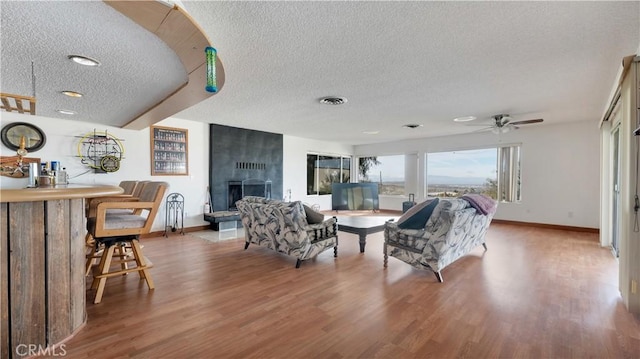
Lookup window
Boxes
[497,146,521,202]
[358,155,406,195]
[307,154,351,195]
[426,145,521,202]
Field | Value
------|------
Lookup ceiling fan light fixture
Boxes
[492,124,514,134]
[453,116,476,122]
[68,55,100,67]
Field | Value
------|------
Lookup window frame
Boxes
[357,154,408,197]
[306,153,352,196]
[425,144,522,203]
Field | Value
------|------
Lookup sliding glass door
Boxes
[612,125,621,257]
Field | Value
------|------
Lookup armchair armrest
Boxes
[96,194,135,198]
[384,220,429,238]
[92,201,156,238]
[305,216,337,242]
[384,220,433,253]
[86,196,140,217]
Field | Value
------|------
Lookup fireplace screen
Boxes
[228,179,272,210]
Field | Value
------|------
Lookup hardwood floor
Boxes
[56,223,639,358]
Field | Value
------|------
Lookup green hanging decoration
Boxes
[205,46,217,93]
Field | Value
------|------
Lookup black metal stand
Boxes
[164,192,185,237]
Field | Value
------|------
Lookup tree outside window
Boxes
[358,155,406,196]
[307,154,351,195]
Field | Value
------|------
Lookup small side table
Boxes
[164,192,185,236]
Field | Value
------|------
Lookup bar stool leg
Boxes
[130,239,154,290]
[115,243,129,274]
[93,245,116,304]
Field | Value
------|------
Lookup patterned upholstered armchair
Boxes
[236,196,338,268]
[384,197,496,282]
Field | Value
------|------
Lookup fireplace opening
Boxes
[228,179,272,210]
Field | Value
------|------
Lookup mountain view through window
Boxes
[427,148,498,199]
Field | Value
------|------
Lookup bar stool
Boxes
[85,181,152,275]
[86,181,168,304]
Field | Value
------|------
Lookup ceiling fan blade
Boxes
[509,118,543,126]
[499,116,512,126]
[472,127,493,133]
[465,122,496,126]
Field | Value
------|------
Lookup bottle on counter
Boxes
[57,167,68,185]
[28,162,38,188]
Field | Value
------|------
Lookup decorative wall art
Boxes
[0,133,40,178]
[76,130,125,173]
[151,125,188,176]
[0,155,40,178]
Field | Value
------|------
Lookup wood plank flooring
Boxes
[54,223,640,358]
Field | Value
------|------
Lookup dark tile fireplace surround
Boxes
[209,124,283,213]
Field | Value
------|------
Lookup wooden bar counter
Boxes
[0,184,123,358]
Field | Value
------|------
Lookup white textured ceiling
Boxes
[1,1,639,145]
[0,1,186,127]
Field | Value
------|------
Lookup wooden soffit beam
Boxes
[104,0,225,130]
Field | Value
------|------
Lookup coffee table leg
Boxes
[359,233,366,253]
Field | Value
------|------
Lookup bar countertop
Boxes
[0,183,124,203]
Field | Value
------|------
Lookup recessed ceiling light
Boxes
[363,131,379,135]
[403,124,423,129]
[68,55,100,66]
[319,97,347,105]
[56,109,76,115]
[453,116,477,122]
[61,90,83,98]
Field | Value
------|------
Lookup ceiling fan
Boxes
[466,114,544,134]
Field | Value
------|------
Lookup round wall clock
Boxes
[1,122,46,152]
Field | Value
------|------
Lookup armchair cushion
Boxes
[87,214,146,232]
[397,197,439,230]
[425,198,468,231]
[303,204,325,224]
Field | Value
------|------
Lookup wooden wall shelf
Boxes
[0,93,35,115]
[151,125,188,176]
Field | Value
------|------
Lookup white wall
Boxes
[2,112,600,229]
[0,113,357,231]
[0,112,211,232]
[283,135,354,209]
[355,120,601,228]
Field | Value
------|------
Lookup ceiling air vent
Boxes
[319,97,347,105]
